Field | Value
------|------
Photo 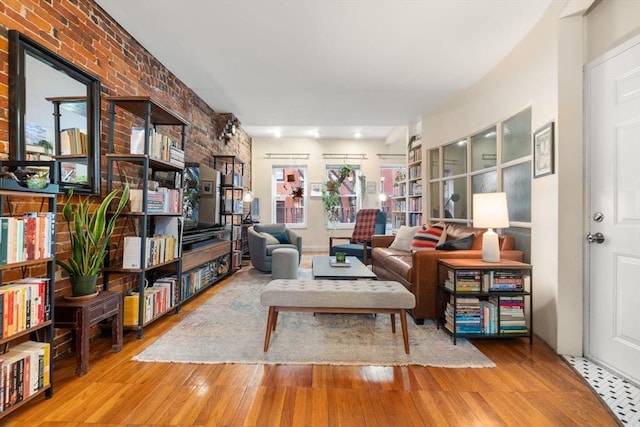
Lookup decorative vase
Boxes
[70,274,99,297]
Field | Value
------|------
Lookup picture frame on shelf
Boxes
[310,182,322,197]
[533,121,554,178]
[201,180,213,195]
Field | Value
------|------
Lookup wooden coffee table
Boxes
[312,256,377,280]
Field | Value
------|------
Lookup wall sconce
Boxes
[219,115,240,144]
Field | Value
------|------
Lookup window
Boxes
[379,165,403,228]
[325,164,360,224]
[428,107,531,227]
[272,165,306,227]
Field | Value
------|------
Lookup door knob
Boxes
[586,232,605,244]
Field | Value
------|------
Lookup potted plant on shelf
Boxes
[56,185,130,298]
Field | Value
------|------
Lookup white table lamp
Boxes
[473,192,509,262]
[243,190,255,221]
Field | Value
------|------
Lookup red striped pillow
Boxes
[410,222,447,250]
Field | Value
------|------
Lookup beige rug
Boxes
[133,268,495,367]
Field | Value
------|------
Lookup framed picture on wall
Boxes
[310,182,322,197]
[533,121,554,178]
[201,180,214,195]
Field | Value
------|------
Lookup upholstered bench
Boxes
[260,279,416,353]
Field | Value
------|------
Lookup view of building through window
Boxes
[272,166,306,226]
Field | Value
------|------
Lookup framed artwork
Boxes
[310,182,323,197]
[533,121,554,178]
[366,181,377,194]
[201,180,214,195]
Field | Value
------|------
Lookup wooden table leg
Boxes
[76,307,89,376]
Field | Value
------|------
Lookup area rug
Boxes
[133,268,495,367]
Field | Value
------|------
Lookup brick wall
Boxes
[0,0,252,357]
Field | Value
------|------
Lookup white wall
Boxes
[420,0,640,355]
[251,136,406,250]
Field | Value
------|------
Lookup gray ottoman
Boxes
[271,247,299,279]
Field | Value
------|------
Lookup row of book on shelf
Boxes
[407,164,421,179]
[123,276,179,326]
[445,295,528,335]
[408,180,422,195]
[59,127,87,155]
[130,127,185,167]
[0,213,55,265]
[121,217,182,270]
[0,340,51,413]
[444,269,528,293]
[181,255,231,300]
[128,188,183,214]
[0,278,50,339]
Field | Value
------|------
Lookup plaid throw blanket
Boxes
[350,209,379,243]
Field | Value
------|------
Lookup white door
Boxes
[586,36,640,385]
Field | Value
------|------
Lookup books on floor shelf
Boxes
[123,276,179,326]
[445,295,528,335]
[0,340,51,413]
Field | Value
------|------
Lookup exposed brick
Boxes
[0,0,252,354]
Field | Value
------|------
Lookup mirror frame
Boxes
[8,30,102,195]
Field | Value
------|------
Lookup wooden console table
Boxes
[55,290,123,376]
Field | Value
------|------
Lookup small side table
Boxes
[55,290,123,376]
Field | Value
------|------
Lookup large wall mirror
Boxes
[9,30,101,195]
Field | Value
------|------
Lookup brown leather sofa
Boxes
[371,223,524,324]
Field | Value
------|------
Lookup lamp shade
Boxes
[243,191,255,203]
[473,192,509,229]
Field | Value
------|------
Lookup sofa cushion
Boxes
[389,225,419,251]
[436,234,473,250]
[445,224,486,250]
[411,222,446,250]
[261,232,280,245]
[382,252,413,282]
[270,230,291,244]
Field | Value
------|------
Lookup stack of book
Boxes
[445,269,481,292]
[488,270,525,291]
[445,295,482,334]
[495,296,528,334]
[169,146,184,168]
[181,261,216,300]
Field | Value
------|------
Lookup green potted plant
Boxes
[322,185,341,225]
[337,164,354,184]
[56,185,130,297]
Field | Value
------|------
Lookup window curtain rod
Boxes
[263,153,310,160]
[322,153,368,160]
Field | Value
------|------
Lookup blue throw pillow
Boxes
[436,234,473,250]
[270,231,291,244]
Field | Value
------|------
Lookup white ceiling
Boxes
[95,0,550,140]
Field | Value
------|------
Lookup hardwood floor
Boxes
[3,255,618,426]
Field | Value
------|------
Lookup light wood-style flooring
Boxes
[3,254,618,426]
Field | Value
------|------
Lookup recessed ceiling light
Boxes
[354,132,362,139]
[274,130,282,138]
[312,130,320,138]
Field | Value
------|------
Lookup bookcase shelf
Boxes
[213,155,245,272]
[104,96,188,338]
[0,189,56,417]
[437,258,533,345]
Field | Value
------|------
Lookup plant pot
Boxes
[70,274,99,297]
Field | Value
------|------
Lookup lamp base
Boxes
[482,228,500,263]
